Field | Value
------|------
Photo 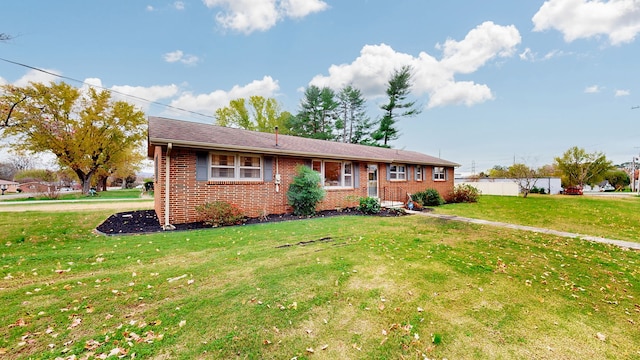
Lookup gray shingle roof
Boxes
[148,116,459,167]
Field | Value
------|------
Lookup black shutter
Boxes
[353,162,359,187]
[196,152,208,181]
[264,156,273,182]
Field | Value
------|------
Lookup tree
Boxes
[214,96,292,133]
[289,85,338,140]
[372,65,421,146]
[335,85,375,144]
[603,169,630,191]
[0,162,18,180]
[554,146,612,188]
[0,81,146,194]
[507,163,540,198]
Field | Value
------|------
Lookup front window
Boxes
[211,153,262,181]
[312,160,353,188]
[433,166,446,181]
[389,164,406,180]
[415,166,423,181]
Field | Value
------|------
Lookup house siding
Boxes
[154,146,455,225]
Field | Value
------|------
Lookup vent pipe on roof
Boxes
[274,126,279,147]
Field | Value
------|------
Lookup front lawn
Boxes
[1,198,639,359]
[433,194,640,242]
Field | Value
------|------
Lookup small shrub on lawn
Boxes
[195,201,245,227]
[448,184,480,203]
[358,196,381,214]
[413,188,445,206]
[287,165,326,216]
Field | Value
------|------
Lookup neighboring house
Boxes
[17,181,55,194]
[0,179,20,194]
[148,116,459,228]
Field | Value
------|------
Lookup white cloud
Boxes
[533,0,640,45]
[174,1,185,10]
[0,76,7,86]
[519,48,535,61]
[163,50,200,65]
[584,85,601,93]
[169,75,279,114]
[309,21,521,108]
[202,0,328,34]
[146,5,154,12]
[13,69,60,87]
[110,83,180,111]
[615,89,630,96]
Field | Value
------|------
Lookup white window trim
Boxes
[433,166,446,181]
[312,160,354,188]
[210,152,263,181]
[389,164,407,181]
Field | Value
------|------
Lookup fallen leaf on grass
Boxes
[179,320,186,327]
[8,318,26,328]
[68,317,82,329]
[596,332,606,341]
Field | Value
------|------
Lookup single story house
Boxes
[148,116,459,228]
[0,179,20,194]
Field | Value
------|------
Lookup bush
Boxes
[287,165,326,216]
[195,201,245,227]
[413,188,444,206]
[358,196,381,214]
[448,184,480,203]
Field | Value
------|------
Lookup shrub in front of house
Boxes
[448,184,480,203]
[358,196,381,214]
[195,201,245,227]
[413,188,445,207]
[287,165,326,216]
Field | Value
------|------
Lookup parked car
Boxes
[563,186,583,195]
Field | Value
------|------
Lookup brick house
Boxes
[148,116,459,228]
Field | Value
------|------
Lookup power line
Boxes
[0,57,216,120]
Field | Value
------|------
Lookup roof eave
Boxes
[149,137,460,167]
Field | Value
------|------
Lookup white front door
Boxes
[367,164,378,198]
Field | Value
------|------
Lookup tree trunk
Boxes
[75,170,96,195]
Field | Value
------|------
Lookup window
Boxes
[312,160,353,188]
[415,166,423,181]
[211,153,262,181]
[389,164,406,180]
[433,166,446,181]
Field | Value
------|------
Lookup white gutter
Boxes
[163,143,175,230]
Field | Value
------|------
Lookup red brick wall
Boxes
[153,146,455,225]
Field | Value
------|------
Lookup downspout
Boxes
[163,143,176,230]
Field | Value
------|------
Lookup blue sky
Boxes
[1,0,639,174]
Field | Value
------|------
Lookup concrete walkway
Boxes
[0,198,153,212]
[410,211,640,251]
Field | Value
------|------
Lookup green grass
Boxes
[433,194,640,242]
[1,197,639,359]
[2,189,145,202]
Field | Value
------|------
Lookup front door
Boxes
[367,164,378,198]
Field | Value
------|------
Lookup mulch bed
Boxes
[95,207,412,235]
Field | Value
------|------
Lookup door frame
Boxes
[367,163,379,198]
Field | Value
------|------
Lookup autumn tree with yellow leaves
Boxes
[0,81,146,194]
